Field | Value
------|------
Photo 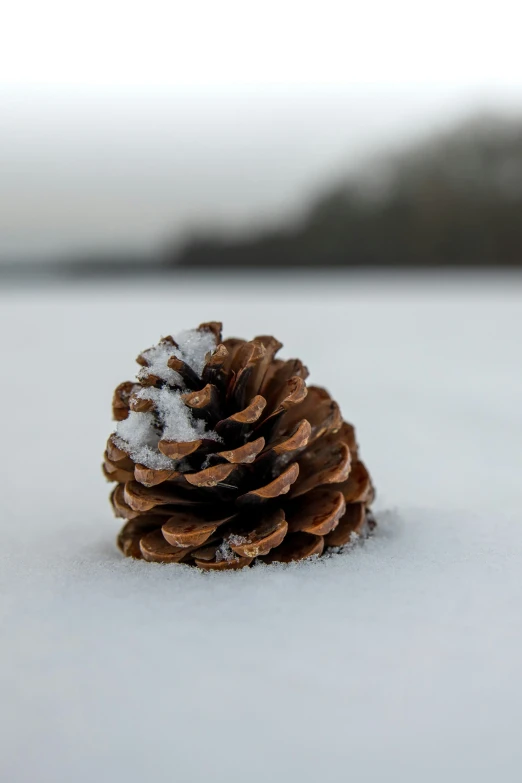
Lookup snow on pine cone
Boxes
[103,322,375,569]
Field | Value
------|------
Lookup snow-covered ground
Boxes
[1,272,522,782]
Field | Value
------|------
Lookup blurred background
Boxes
[2,1,522,279]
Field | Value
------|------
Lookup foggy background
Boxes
[2,0,522,273]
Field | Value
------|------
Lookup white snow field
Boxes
[1,272,521,783]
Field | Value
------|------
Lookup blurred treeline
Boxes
[174,115,522,268]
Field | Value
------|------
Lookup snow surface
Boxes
[1,273,522,783]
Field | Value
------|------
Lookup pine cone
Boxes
[103,322,375,569]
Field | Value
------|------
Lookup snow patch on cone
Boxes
[114,329,221,469]
[138,328,216,386]
[114,411,173,470]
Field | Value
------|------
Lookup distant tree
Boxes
[172,115,522,267]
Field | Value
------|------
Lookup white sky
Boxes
[1,0,521,88]
[1,1,522,261]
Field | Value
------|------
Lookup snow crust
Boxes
[114,386,222,469]
[215,540,240,562]
[137,339,183,385]
[138,386,221,444]
[175,328,217,376]
[138,328,216,385]
[1,273,522,783]
[114,410,170,469]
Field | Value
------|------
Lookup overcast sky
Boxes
[1,1,522,261]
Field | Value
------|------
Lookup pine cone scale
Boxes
[334,461,373,504]
[263,532,325,564]
[134,464,179,487]
[228,509,288,558]
[111,486,133,519]
[291,443,351,497]
[184,463,240,488]
[139,529,191,563]
[236,463,299,506]
[214,394,266,441]
[103,456,134,484]
[194,554,254,571]
[285,488,347,536]
[215,437,266,464]
[117,516,164,558]
[324,503,374,547]
[158,439,203,459]
[161,514,230,548]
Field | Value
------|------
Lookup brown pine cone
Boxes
[103,322,375,569]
